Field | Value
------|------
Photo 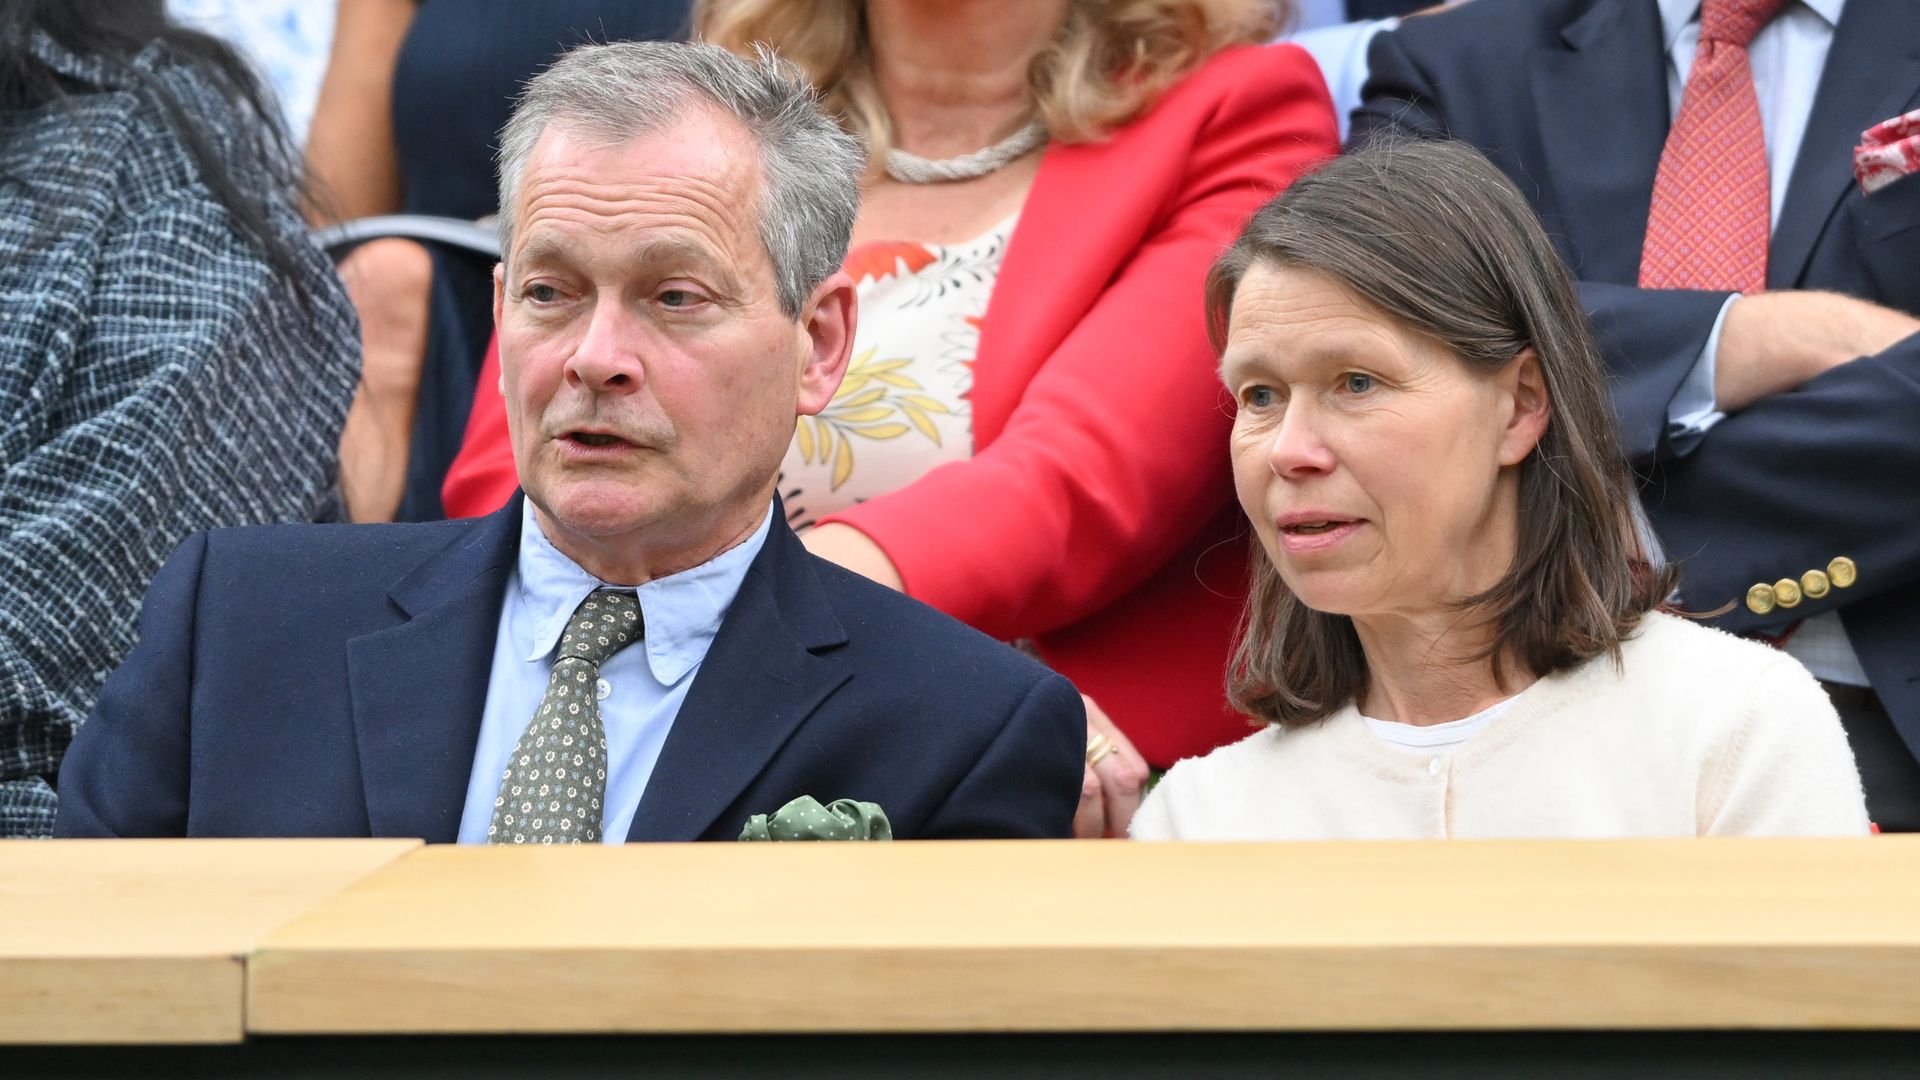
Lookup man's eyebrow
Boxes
[627,237,723,270]
[511,234,723,267]
[512,235,574,272]
[630,236,747,296]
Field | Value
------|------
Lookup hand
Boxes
[1714,291,1920,411]
[1073,694,1151,840]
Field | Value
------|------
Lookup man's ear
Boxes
[1497,346,1550,466]
[796,269,857,417]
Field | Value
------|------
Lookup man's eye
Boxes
[659,289,697,308]
[1244,386,1277,409]
[526,283,560,303]
[1344,372,1374,394]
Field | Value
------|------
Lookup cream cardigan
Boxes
[1130,614,1871,840]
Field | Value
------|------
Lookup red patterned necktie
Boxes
[1639,0,1788,293]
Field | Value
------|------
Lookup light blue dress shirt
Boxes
[456,501,774,844]
[1659,0,1842,450]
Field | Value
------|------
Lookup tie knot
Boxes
[1701,0,1787,48]
[556,588,642,667]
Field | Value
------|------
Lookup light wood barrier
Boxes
[0,839,418,1044]
[247,837,1920,1036]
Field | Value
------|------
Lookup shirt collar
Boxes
[515,500,774,684]
[1658,0,1842,49]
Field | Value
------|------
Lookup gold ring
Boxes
[1085,732,1112,765]
[1087,741,1120,767]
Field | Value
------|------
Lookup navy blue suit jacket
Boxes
[1352,0,1920,758]
[53,497,1086,841]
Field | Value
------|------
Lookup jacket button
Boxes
[1828,556,1857,589]
[1746,583,1776,615]
[1801,569,1831,600]
[1773,577,1803,608]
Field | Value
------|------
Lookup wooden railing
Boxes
[6,838,1920,1045]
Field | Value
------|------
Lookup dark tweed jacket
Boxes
[0,32,360,836]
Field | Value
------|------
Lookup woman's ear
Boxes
[1498,347,1550,466]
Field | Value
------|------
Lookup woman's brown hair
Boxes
[695,0,1286,155]
[1205,139,1677,729]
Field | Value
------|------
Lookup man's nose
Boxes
[565,299,644,395]
[1267,401,1336,479]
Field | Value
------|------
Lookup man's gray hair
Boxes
[496,40,865,319]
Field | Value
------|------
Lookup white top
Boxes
[1131,614,1870,840]
[1362,698,1511,750]
[780,212,1018,530]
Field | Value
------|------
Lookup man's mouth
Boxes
[567,432,629,448]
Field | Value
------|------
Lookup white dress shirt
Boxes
[456,501,774,844]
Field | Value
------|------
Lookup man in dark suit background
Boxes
[54,41,1085,843]
[1352,0,1920,826]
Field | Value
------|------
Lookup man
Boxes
[54,42,1085,842]
[1352,0,1920,826]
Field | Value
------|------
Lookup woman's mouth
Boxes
[1276,518,1364,554]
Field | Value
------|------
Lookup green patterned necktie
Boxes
[488,588,643,844]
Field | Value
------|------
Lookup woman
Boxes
[0,0,359,835]
[441,0,1339,836]
[1132,140,1869,840]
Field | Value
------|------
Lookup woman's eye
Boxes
[526,283,559,303]
[659,288,696,308]
[1344,372,1374,394]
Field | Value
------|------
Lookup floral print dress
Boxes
[780,212,1017,530]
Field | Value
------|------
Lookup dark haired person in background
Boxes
[1133,142,1867,840]
[0,0,359,836]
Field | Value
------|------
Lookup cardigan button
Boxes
[1427,757,1442,777]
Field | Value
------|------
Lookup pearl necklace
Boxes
[884,119,1049,184]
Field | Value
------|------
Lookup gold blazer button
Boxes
[1773,577,1803,608]
[1801,569,1831,599]
[1746,582,1776,615]
[1828,556,1857,589]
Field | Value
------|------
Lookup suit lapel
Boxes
[346,498,521,842]
[625,519,851,842]
[1528,0,1672,282]
[1770,0,1920,288]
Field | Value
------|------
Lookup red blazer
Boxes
[442,44,1338,766]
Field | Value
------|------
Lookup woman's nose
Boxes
[1267,404,1336,478]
